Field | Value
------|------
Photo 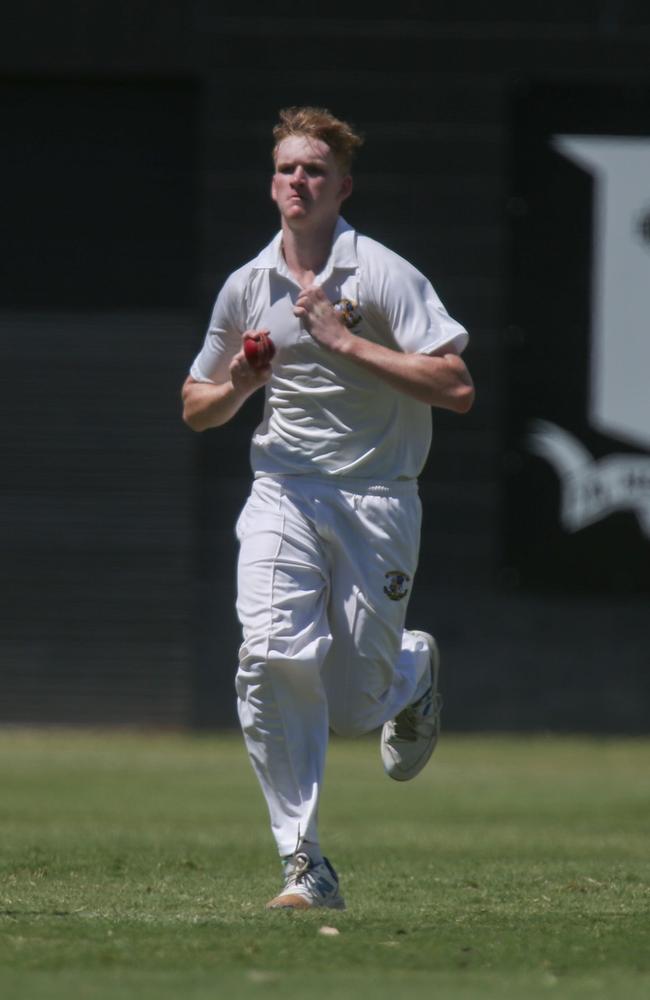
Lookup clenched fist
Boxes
[230,330,273,395]
[294,285,353,352]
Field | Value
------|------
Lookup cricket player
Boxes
[182,107,474,911]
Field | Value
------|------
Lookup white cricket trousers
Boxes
[234,475,432,857]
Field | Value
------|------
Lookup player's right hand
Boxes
[229,330,273,395]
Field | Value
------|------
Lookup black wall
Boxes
[2,2,649,730]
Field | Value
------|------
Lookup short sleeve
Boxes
[372,247,469,356]
[189,272,247,383]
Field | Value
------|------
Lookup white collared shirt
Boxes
[190,218,468,480]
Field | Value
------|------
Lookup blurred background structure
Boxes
[2,2,649,731]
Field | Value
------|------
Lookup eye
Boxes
[305,165,325,177]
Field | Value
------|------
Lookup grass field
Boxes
[0,729,648,999]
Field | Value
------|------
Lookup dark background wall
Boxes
[2,2,648,730]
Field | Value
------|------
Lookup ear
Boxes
[271,174,278,205]
[339,174,353,204]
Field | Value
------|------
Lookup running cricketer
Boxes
[182,107,474,911]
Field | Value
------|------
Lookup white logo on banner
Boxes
[527,135,650,536]
[553,135,650,448]
[528,420,650,537]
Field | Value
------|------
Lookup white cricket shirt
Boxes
[190,217,468,481]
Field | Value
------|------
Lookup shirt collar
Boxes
[251,216,357,280]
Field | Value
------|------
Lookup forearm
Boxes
[339,337,475,412]
[182,378,253,432]
[182,334,273,432]
[294,285,474,412]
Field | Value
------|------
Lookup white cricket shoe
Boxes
[381,631,441,781]
[266,852,346,911]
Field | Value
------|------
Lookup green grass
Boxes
[0,730,648,999]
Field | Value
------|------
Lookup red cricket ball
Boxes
[243,331,275,369]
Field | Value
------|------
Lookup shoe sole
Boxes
[382,631,441,782]
[266,893,346,910]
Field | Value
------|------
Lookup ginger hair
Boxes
[272,106,364,174]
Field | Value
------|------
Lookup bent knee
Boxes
[238,633,332,676]
[329,719,368,739]
[329,704,376,739]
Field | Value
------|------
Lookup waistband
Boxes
[254,473,419,498]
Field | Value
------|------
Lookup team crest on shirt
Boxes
[333,298,362,328]
[383,570,411,601]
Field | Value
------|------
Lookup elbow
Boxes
[181,394,206,433]
[182,410,201,432]
[435,354,474,414]
[182,407,207,433]
[453,382,475,414]
[181,382,200,432]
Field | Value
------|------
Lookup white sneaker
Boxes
[381,631,441,781]
[266,852,346,911]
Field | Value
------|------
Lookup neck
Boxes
[281,217,339,286]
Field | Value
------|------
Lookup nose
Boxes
[291,165,306,184]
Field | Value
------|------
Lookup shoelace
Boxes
[285,852,312,886]
[392,690,441,741]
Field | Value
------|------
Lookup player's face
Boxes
[271,136,352,229]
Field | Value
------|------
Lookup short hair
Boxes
[272,106,364,174]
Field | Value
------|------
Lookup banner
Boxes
[505,83,650,592]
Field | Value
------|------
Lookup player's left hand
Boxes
[294,285,353,352]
